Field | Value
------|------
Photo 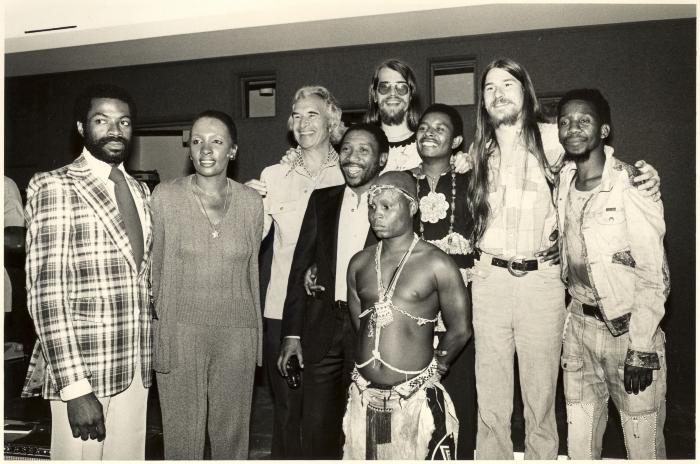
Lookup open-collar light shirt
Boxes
[260,148,344,320]
[478,123,563,259]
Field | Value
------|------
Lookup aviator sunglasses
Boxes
[376,82,411,96]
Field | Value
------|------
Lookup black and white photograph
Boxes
[3,1,695,460]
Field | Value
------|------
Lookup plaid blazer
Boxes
[21,154,153,400]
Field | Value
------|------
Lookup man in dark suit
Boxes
[277,123,389,459]
[22,84,152,460]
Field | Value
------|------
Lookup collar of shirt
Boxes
[286,146,339,178]
[342,185,368,209]
[410,163,451,181]
[81,148,147,241]
[82,147,127,184]
[388,132,416,149]
[558,145,616,185]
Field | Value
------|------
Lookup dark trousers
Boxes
[442,337,477,459]
[302,309,355,459]
[264,318,303,459]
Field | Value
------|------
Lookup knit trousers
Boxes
[156,323,257,460]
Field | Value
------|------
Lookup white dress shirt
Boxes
[334,187,370,301]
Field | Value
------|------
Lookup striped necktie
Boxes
[109,167,144,269]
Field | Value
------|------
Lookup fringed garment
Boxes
[342,358,458,460]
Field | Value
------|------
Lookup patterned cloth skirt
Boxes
[342,358,459,460]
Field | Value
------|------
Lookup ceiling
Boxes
[4,1,695,77]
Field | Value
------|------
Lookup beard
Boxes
[379,103,407,126]
[84,134,131,165]
[489,111,520,127]
[488,99,521,127]
[563,149,592,163]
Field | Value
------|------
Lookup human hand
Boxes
[277,338,304,377]
[244,179,268,197]
[535,230,560,265]
[304,264,325,296]
[624,364,654,394]
[434,349,450,376]
[66,392,105,441]
[633,160,661,201]
[451,151,473,174]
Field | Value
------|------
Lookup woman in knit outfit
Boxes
[151,110,264,459]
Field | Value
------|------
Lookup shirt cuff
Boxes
[625,349,660,370]
[60,379,93,401]
[284,336,301,340]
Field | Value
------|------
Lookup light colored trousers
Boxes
[49,360,148,460]
[156,323,257,460]
[562,303,667,459]
[471,254,565,459]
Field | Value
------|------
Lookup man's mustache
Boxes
[491,98,514,108]
[98,135,129,146]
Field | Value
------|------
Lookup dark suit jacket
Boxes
[281,185,376,364]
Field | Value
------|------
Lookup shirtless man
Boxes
[343,171,470,460]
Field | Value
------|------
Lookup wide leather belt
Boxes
[491,257,538,277]
[333,300,348,312]
[582,303,605,322]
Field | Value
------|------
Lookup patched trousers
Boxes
[471,254,565,459]
[561,302,667,459]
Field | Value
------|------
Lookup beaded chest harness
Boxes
[356,234,438,377]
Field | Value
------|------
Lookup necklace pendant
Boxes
[211,230,220,238]
[374,301,394,329]
[419,191,449,223]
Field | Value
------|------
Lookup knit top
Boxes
[151,175,264,372]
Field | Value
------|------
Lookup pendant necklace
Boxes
[192,177,230,239]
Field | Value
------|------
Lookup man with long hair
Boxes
[466,58,661,459]
[364,58,424,173]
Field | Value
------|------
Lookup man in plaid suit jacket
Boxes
[21,84,153,460]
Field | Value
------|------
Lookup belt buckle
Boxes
[507,257,528,277]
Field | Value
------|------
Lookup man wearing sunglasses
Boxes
[364,59,423,173]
